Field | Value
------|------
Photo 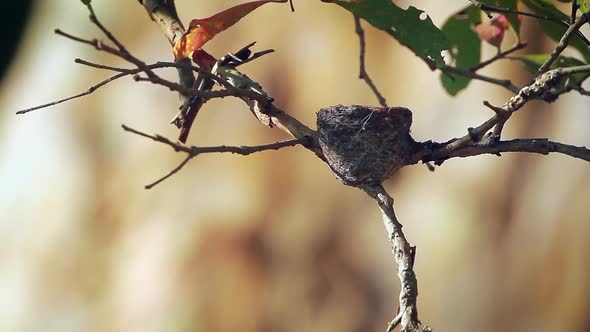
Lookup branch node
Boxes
[483,100,510,118]
[467,127,479,141]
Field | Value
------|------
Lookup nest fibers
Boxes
[317,105,419,186]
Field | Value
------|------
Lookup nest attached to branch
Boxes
[317,105,418,186]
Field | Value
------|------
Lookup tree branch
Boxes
[122,124,311,188]
[17,58,278,115]
[16,70,130,114]
[353,15,388,107]
[431,63,579,156]
[420,138,590,164]
[469,42,527,72]
[361,185,430,332]
[137,0,195,113]
[537,13,590,74]
[440,64,520,93]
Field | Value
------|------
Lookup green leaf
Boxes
[478,0,520,36]
[326,0,449,68]
[520,0,590,62]
[517,54,588,85]
[440,5,482,95]
[578,0,590,13]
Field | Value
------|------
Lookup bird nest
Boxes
[316,105,418,186]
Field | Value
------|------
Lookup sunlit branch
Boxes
[122,124,310,188]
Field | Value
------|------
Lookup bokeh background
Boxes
[1,1,589,331]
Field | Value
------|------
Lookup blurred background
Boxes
[1,1,589,331]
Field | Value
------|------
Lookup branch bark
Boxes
[362,185,430,332]
[419,138,590,164]
[136,0,195,104]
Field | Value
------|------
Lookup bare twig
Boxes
[472,2,563,25]
[74,58,132,72]
[421,138,590,164]
[55,25,157,79]
[361,185,430,332]
[353,15,388,107]
[86,2,158,78]
[430,67,565,155]
[121,124,310,188]
[146,155,193,189]
[537,13,590,74]
[17,71,129,114]
[17,58,278,115]
[429,10,590,154]
[469,42,527,72]
[54,29,96,47]
[82,2,127,52]
[441,65,520,93]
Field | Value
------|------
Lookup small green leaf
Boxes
[326,0,450,68]
[520,0,590,62]
[478,0,520,36]
[80,0,91,4]
[578,0,590,13]
[440,5,482,95]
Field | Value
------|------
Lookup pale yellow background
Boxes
[1,1,589,332]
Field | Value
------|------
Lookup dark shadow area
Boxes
[0,1,34,82]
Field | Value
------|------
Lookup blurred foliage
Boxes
[520,0,590,62]
[479,0,521,34]
[441,5,482,95]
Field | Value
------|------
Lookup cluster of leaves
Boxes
[442,0,590,95]
[173,0,590,97]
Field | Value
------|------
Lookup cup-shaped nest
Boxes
[317,105,418,186]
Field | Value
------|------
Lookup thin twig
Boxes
[537,13,590,74]
[75,58,236,88]
[380,14,520,92]
[54,29,96,47]
[122,124,310,188]
[353,15,388,107]
[146,155,193,189]
[441,65,520,93]
[422,138,590,164]
[17,71,129,114]
[83,2,128,53]
[427,67,567,155]
[483,100,509,117]
[74,58,132,73]
[471,1,590,46]
[433,13,590,151]
[473,2,565,25]
[85,1,159,78]
[17,59,274,115]
[469,43,527,72]
[555,64,590,75]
